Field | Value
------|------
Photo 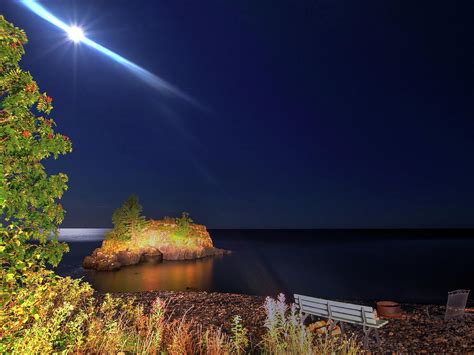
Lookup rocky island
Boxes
[83,196,229,271]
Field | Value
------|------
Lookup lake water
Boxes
[56,229,474,304]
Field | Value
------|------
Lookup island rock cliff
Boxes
[83,220,229,271]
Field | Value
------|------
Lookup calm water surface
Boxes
[56,229,474,304]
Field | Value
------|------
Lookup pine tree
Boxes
[107,195,147,241]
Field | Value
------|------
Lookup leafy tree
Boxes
[0,16,72,290]
[106,195,147,241]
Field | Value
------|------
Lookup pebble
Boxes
[104,291,474,353]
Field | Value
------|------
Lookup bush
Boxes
[260,294,361,354]
[176,212,193,237]
[0,269,94,353]
[0,272,165,354]
[1,280,360,354]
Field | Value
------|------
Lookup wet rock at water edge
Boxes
[140,249,163,264]
[117,250,142,266]
[82,255,97,269]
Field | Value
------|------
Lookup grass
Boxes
[1,270,361,354]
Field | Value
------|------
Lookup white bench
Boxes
[294,294,388,349]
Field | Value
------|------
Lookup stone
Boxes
[91,248,103,257]
[117,250,142,265]
[140,249,163,264]
[96,258,122,271]
[82,255,97,269]
[184,250,197,260]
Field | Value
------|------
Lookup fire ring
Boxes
[376,301,402,318]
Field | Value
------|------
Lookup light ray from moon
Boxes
[20,0,197,105]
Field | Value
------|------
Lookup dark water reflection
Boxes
[56,229,474,303]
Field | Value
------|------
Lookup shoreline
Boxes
[107,290,474,353]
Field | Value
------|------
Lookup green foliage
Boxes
[1,278,360,353]
[260,294,361,354]
[106,195,147,241]
[261,293,313,353]
[176,211,193,236]
[0,269,94,353]
[0,16,72,292]
[0,270,166,354]
[231,315,249,354]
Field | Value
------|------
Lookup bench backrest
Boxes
[294,294,377,325]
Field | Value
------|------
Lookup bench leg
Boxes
[375,329,381,348]
[301,313,309,324]
[337,322,345,346]
[328,319,339,335]
[363,327,382,351]
[363,327,372,350]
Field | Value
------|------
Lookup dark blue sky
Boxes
[3,0,473,228]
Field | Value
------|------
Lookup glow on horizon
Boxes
[20,0,197,105]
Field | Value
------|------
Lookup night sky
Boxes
[3,0,473,228]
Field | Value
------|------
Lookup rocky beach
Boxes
[110,290,474,353]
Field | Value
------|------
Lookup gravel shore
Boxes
[111,290,474,353]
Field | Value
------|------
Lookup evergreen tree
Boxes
[107,195,147,241]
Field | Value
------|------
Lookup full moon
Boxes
[67,26,84,42]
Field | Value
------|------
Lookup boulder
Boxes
[117,250,142,266]
[140,249,163,264]
[83,252,122,271]
[96,258,122,271]
[82,255,97,269]
[184,250,197,260]
[162,250,184,261]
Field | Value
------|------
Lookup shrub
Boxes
[0,269,94,353]
[231,315,249,354]
[0,273,166,354]
[260,293,361,354]
[1,283,361,354]
[261,293,313,354]
[199,326,233,354]
[176,211,193,236]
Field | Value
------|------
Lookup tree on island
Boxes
[176,211,193,237]
[0,15,72,290]
[106,195,148,241]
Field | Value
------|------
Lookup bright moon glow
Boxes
[20,0,197,106]
[67,26,84,42]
